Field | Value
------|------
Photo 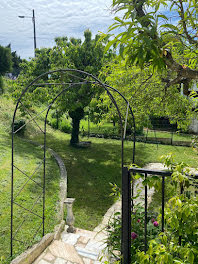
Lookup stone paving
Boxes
[33,200,121,264]
[33,227,106,264]
[133,163,167,205]
[33,163,164,264]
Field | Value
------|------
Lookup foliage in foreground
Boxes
[104,0,198,92]
[136,195,198,264]
[104,155,198,263]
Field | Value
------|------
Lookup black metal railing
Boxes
[121,166,198,264]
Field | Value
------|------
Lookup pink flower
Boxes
[137,219,141,223]
[131,232,138,240]
[153,221,159,227]
[151,218,155,223]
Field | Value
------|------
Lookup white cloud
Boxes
[0,0,114,59]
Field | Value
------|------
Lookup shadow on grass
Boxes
[0,132,60,261]
[2,125,196,260]
[31,131,151,230]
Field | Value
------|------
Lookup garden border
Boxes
[81,133,191,147]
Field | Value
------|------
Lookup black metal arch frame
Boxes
[11,68,136,258]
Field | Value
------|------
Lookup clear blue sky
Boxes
[0,0,114,59]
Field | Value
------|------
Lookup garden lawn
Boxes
[30,127,198,231]
[1,94,198,263]
[0,96,60,263]
[61,116,193,142]
[144,129,193,142]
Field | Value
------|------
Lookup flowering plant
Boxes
[136,195,198,264]
[104,197,160,262]
[105,154,197,263]
[136,155,198,264]
[130,202,160,257]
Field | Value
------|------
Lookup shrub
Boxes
[60,120,72,133]
[0,76,3,94]
[49,118,59,129]
[105,203,160,263]
[136,195,198,263]
[105,154,198,264]
[12,119,26,135]
[105,183,159,263]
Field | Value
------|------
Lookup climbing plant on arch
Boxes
[11,68,136,258]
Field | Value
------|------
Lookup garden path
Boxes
[33,163,165,264]
[33,200,121,264]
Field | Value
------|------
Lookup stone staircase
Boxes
[33,201,121,264]
[32,163,164,264]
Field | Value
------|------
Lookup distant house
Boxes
[188,81,198,133]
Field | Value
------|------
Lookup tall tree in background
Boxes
[100,59,194,132]
[6,44,22,77]
[11,51,22,77]
[0,45,12,75]
[58,30,112,145]
[14,30,114,145]
[0,45,12,93]
[103,0,198,94]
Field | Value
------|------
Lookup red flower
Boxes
[137,219,141,223]
[153,221,159,227]
[131,232,138,240]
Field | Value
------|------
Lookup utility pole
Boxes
[18,9,37,57]
[32,9,37,56]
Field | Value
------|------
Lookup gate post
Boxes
[121,167,131,264]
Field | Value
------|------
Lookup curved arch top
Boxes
[11,68,136,257]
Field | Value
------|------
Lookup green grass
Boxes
[0,96,60,262]
[144,129,192,142]
[1,93,198,263]
[30,129,198,230]
[80,119,119,135]
[81,118,193,142]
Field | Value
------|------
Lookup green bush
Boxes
[12,119,26,135]
[0,76,3,94]
[49,118,59,129]
[136,195,198,264]
[135,125,144,136]
[105,183,160,262]
[60,120,72,133]
[105,155,198,264]
[105,204,160,262]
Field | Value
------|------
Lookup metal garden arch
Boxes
[11,69,136,262]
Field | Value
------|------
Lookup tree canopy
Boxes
[0,44,12,93]
[0,45,12,75]
[99,59,195,132]
[14,30,115,144]
[11,50,22,77]
[103,0,198,93]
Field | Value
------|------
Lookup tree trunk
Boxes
[70,116,80,145]
[69,108,85,145]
